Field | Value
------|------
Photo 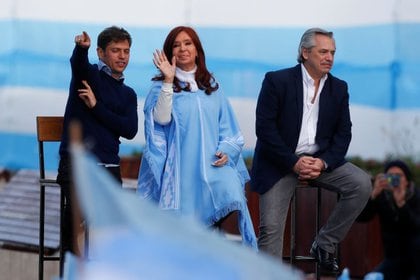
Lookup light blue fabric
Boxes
[61,145,302,280]
[138,80,257,249]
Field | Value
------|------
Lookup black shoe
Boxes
[310,243,339,273]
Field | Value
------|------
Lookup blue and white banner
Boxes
[1,0,420,170]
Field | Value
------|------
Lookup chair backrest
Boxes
[36,116,64,179]
[36,116,64,142]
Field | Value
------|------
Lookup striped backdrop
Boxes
[1,0,419,170]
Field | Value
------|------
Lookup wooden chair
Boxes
[36,116,64,280]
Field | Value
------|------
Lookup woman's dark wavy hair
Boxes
[152,26,218,95]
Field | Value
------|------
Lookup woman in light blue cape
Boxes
[137,26,257,249]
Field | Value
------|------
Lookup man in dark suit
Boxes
[251,28,371,273]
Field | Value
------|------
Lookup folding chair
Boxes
[36,116,64,280]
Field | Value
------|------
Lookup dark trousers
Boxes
[56,156,122,254]
[376,237,420,280]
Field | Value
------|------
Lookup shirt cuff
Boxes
[161,82,173,93]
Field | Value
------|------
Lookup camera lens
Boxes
[386,174,400,187]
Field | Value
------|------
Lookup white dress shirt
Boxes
[295,64,328,155]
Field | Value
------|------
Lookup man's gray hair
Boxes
[297,28,334,63]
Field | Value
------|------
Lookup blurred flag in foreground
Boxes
[60,145,302,280]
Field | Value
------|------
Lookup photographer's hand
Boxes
[371,173,388,199]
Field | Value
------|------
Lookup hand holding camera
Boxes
[372,173,406,207]
[384,174,400,188]
[371,173,401,199]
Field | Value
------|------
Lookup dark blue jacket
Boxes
[251,64,351,194]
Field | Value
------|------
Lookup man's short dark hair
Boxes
[97,26,132,50]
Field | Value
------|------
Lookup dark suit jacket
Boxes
[251,64,352,194]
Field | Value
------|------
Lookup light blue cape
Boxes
[138,81,256,249]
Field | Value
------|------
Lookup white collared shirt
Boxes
[295,64,328,155]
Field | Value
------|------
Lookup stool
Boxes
[289,185,340,280]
